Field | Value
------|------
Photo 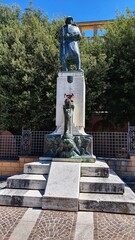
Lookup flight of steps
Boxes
[0,160,51,208]
[79,159,135,214]
[0,158,135,214]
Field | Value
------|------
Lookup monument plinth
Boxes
[55,71,85,135]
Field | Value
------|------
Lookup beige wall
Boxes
[0,156,38,176]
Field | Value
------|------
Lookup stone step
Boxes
[79,186,135,214]
[81,160,109,177]
[7,174,47,190]
[24,161,51,174]
[0,188,43,208]
[80,170,125,194]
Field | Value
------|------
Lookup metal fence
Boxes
[0,129,134,159]
[129,125,135,154]
[25,131,129,157]
[89,132,128,158]
[0,135,22,160]
[31,131,51,155]
[21,130,52,156]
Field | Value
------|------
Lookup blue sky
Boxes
[1,0,135,22]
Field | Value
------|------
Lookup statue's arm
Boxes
[58,26,67,42]
[66,27,82,41]
[74,28,82,40]
[59,25,82,41]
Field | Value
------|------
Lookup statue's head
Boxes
[65,16,73,25]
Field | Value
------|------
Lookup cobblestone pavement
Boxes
[28,210,77,240]
[0,206,27,240]
[0,206,135,240]
[94,212,135,240]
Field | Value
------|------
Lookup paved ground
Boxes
[94,212,135,240]
[28,210,77,240]
[0,207,27,240]
[0,180,135,240]
[0,206,135,240]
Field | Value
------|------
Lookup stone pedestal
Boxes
[44,134,96,161]
[43,71,96,161]
[54,71,86,135]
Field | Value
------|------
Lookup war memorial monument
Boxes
[0,17,135,214]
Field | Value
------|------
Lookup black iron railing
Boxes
[1,126,135,160]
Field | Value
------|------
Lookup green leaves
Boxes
[0,3,60,133]
[103,9,135,125]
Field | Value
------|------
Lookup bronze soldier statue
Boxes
[59,16,82,71]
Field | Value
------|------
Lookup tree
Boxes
[103,10,135,125]
[0,3,62,133]
[81,9,135,127]
[80,36,109,122]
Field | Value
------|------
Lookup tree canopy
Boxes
[0,3,63,133]
[103,10,135,125]
[0,2,135,133]
[81,9,135,127]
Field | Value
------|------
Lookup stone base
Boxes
[1,159,135,214]
[81,155,96,163]
[53,158,82,163]
[44,134,95,160]
[52,155,96,163]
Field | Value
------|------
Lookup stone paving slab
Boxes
[74,212,94,240]
[9,208,41,240]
